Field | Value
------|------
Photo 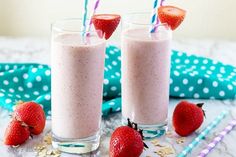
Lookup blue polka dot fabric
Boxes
[0,46,235,116]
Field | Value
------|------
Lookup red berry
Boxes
[110,119,148,157]
[172,101,205,136]
[158,5,186,30]
[13,102,46,135]
[4,120,30,146]
[92,14,121,40]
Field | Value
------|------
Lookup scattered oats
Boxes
[155,147,175,156]
[165,131,173,138]
[38,149,47,156]
[155,150,165,157]
[164,147,174,154]
[155,143,166,147]
[151,139,167,147]
[38,154,45,157]
[43,134,52,145]
[34,144,46,151]
[35,133,61,157]
[151,139,159,144]
[176,137,185,144]
[41,149,47,154]
[166,131,172,135]
[151,139,159,146]
[46,150,53,155]
[52,149,61,155]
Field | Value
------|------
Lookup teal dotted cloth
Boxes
[0,46,235,116]
[0,64,51,113]
[170,50,236,99]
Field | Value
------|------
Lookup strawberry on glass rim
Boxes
[92,14,121,40]
[158,5,186,30]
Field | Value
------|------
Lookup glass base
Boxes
[122,117,168,139]
[52,131,100,154]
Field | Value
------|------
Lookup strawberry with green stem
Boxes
[110,119,148,157]
[4,101,46,146]
[173,101,205,136]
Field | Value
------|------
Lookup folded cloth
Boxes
[170,50,236,99]
[0,45,235,116]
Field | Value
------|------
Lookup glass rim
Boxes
[51,18,98,34]
[123,12,170,28]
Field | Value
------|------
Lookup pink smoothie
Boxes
[51,34,106,139]
[121,28,171,125]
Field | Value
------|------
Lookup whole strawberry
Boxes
[173,101,205,136]
[13,102,46,135]
[4,120,30,146]
[110,119,148,157]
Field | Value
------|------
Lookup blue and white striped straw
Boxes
[150,0,159,33]
[82,0,89,36]
[177,110,229,157]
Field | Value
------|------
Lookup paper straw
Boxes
[150,0,159,33]
[197,119,236,157]
[82,0,89,36]
[86,0,101,36]
[177,110,229,157]
[160,0,165,6]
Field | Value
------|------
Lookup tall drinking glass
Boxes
[51,19,106,154]
[121,13,172,138]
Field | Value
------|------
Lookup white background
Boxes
[0,0,235,40]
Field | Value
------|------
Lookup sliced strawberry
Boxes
[13,102,46,135]
[158,6,186,30]
[92,14,121,40]
[4,120,30,146]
